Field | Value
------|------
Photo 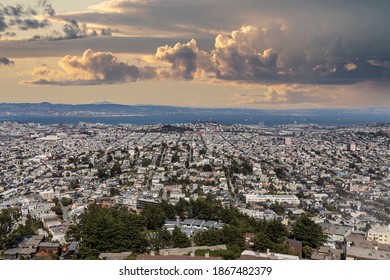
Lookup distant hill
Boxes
[0,102,388,117]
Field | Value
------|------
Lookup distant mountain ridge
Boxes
[0,102,388,117]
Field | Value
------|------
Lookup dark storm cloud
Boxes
[153,26,390,85]
[78,0,390,43]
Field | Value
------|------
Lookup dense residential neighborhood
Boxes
[0,121,389,260]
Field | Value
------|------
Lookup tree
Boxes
[202,164,213,172]
[302,245,313,259]
[220,225,245,249]
[65,224,81,242]
[149,228,172,252]
[241,160,253,175]
[61,197,73,207]
[194,229,222,246]
[141,158,152,167]
[51,205,63,216]
[274,168,287,180]
[109,187,121,197]
[97,167,108,179]
[171,226,191,248]
[291,214,328,250]
[266,220,288,244]
[141,204,167,230]
[52,197,59,205]
[252,232,273,252]
[269,203,285,216]
[110,162,122,177]
[67,204,148,259]
[171,153,180,163]
[0,209,38,250]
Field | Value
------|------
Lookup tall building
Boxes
[347,143,356,151]
[285,137,292,146]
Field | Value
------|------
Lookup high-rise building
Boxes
[285,137,292,146]
[347,143,356,151]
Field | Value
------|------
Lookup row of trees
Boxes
[64,196,327,259]
[65,204,196,259]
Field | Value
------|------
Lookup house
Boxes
[192,219,205,229]
[3,248,21,260]
[311,246,343,260]
[202,220,218,229]
[367,226,390,245]
[320,223,353,243]
[346,247,390,260]
[181,219,195,228]
[36,242,62,259]
[18,235,45,259]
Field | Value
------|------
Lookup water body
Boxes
[0,114,389,127]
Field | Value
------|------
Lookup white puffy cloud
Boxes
[155,39,214,80]
[24,49,157,85]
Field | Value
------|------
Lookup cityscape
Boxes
[0,120,389,260]
[0,0,390,268]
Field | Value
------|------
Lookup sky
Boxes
[0,0,389,109]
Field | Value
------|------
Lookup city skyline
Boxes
[0,0,389,108]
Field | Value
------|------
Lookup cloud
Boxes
[0,4,28,17]
[0,57,14,66]
[0,2,53,35]
[24,49,157,85]
[9,18,50,30]
[0,16,7,32]
[150,25,390,85]
[22,24,390,87]
[0,2,108,41]
[26,17,113,42]
[155,39,214,80]
[38,0,56,17]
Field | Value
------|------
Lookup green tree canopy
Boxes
[141,204,168,230]
[0,209,39,251]
[252,231,273,253]
[291,214,328,249]
[171,226,191,248]
[68,204,148,259]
